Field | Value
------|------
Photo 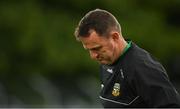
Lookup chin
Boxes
[98,60,111,65]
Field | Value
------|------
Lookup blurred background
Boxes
[0,0,180,108]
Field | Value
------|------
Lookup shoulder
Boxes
[130,42,165,70]
[126,42,168,78]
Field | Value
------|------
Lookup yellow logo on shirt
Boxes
[112,83,120,96]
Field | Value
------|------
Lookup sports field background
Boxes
[0,0,180,107]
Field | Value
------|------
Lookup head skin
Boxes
[74,9,127,65]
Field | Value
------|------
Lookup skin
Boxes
[79,29,127,65]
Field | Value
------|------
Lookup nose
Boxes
[89,51,99,60]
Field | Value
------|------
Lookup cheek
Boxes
[100,42,115,57]
[108,42,115,51]
[108,43,116,57]
[103,45,114,57]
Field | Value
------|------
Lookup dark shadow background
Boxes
[0,0,180,108]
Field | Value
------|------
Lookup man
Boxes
[74,9,180,107]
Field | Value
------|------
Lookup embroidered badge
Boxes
[112,83,120,96]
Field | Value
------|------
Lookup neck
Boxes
[113,39,127,63]
[120,39,128,54]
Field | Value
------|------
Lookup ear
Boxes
[111,32,120,41]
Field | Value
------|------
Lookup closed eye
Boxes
[90,46,102,51]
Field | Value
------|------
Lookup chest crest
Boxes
[112,83,121,96]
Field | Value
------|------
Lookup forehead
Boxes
[80,31,108,49]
